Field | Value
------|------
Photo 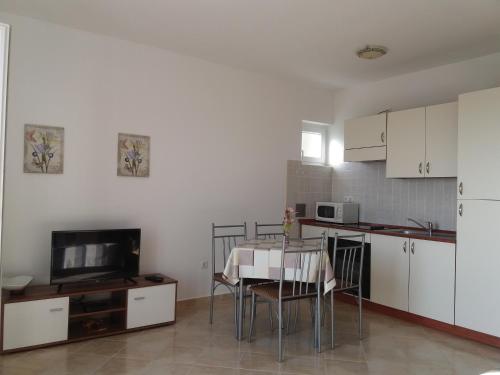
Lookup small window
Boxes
[301,121,327,164]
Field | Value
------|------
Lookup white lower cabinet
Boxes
[455,200,500,336]
[127,284,176,329]
[3,297,69,350]
[409,239,455,324]
[371,234,455,323]
[370,234,409,311]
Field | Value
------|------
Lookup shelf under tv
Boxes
[1,274,177,353]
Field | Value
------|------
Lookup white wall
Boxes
[0,13,334,299]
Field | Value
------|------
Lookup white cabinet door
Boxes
[3,297,69,350]
[458,87,500,200]
[456,200,500,336]
[386,107,426,178]
[409,239,455,324]
[370,234,409,310]
[344,113,386,149]
[127,284,176,329]
[425,102,458,178]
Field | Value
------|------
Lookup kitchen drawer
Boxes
[3,297,69,350]
[127,284,176,329]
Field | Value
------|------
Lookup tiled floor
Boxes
[1,295,500,374]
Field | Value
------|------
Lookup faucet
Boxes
[407,217,433,236]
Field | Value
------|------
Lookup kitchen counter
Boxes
[299,218,456,244]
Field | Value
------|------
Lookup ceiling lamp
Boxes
[357,45,387,60]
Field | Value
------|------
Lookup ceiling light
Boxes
[357,45,387,60]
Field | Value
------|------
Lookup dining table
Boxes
[222,238,335,340]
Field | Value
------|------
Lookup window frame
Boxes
[301,121,327,165]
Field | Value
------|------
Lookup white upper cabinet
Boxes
[344,113,387,162]
[386,103,458,178]
[425,102,458,178]
[386,108,426,178]
[458,87,500,200]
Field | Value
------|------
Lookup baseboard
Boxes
[335,293,500,349]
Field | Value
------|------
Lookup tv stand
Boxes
[124,277,138,284]
[1,274,177,353]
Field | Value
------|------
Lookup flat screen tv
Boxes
[51,229,140,286]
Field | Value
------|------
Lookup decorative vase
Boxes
[284,233,290,246]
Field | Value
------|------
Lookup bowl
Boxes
[2,275,33,291]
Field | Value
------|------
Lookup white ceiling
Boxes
[1,0,500,89]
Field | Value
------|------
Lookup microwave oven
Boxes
[315,202,359,224]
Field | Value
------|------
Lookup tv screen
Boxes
[51,229,140,285]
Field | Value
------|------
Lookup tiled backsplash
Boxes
[286,160,332,236]
[332,161,457,230]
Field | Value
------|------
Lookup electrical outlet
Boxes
[201,261,209,269]
[344,195,353,203]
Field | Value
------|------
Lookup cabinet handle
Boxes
[381,132,385,143]
[418,162,423,174]
[411,242,415,254]
[134,296,146,301]
[459,182,463,195]
[50,307,63,312]
[426,162,430,174]
[403,242,407,253]
[458,203,463,217]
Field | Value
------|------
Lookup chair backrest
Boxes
[255,222,284,240]
[278,233,326,301]
[332,233,365,289]
[212,223,247,274]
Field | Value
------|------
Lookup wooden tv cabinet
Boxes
[1,274,177,353]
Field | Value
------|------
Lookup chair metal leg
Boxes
[234,286,239,338]
[331,291,335,349]
[316,294,321,353]
[293,301,299,332]
[242,292,246,328]
[238,279,245,340]
[321,294,326,327]
[248,292,256,342]
[278,299,283,362]
[209,278,215,324]
[286,302,291,335]
[358,286,363,340]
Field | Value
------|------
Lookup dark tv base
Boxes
[56,276,139,293]
[124,277,138,285]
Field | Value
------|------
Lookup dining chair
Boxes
[247,233,326,361]
[209,222,273,338]
[209,223,247,338]
[255,222,284,240]
[329,233,366,349]
[254,222,284,329]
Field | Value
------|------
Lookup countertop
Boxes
[299,218,456,244]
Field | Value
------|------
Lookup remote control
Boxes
[145,275,164,283]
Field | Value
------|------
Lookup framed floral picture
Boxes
[24,124,64,174]
[117,133,150,177]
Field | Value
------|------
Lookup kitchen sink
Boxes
[381,228,455,238]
